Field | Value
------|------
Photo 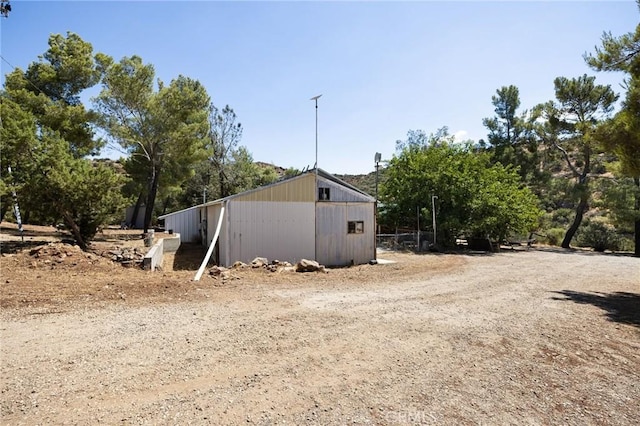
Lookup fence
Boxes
[377,231,434,252]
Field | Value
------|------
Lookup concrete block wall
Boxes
[162,233,181,253]
[143,233,181,271]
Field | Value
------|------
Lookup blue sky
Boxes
[1,1,637,175]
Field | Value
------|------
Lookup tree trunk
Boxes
[162,196,171,216]
[130,191,144,229]
[0,197,9,222]
[561,144,591,250]
[143,168,160,233]
[219,166,227,199]
[62,211,88,251]
[561,196,588,249]
[634,177,639,257]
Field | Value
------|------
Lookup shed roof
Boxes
[157,205,199,220]
[159,168,374,220]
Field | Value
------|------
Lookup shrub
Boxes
[551,209,574,227]
[544,228,566,246]
[576,220,622,252]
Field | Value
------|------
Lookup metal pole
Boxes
[375,161,379,202]
[315,98,318,172]
[432,195,438,246]
[417,205,420,252]
[310,94,322,177]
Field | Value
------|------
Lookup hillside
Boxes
[334,172,379,197]
[251,161,383,197]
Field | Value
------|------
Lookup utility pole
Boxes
[432,195,438,246]
[310,94,322,178]
[417,205,420,252]
[374,152,381,202]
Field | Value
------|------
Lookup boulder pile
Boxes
[29,243,95,264]
[102,247,144,268]
[207,257,327,282]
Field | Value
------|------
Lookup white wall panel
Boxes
[225,201,315,266]
[205,203,227,265]
[162,207,200,243]
[316,176,374,203]
[316,202,375,266]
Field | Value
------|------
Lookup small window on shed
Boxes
[348,221,364,234]
[318,187,330,201]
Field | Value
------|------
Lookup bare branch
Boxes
[552,141,581,178]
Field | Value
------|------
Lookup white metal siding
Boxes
[234,173,315,202]
[316,202,375,266]
[162,207,200,243]
[226,201,315,266]
[205,203,228,265]
[316,176,373,203]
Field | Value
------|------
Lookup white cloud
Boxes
[453,130,468,143]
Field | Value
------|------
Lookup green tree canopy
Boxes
[176,105,278,210]
[535,75,618,248]
[94,55,211,232]
[585,1,640,255]
[1,33,127,249]
[482,85,549,188]
[4,32,104,157]
[380,128,541,246]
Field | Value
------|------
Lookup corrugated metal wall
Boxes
[234,174,315,202]
[225,201,315,266]
[316,176,373,202]
[161,172,376,267]
[316,202,375,266]
[162,207,201,243]
[205,203,227,265]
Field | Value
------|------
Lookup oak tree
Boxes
[380,128,541,246]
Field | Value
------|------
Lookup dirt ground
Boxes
[1,223,639,425]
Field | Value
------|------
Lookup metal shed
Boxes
[160,205,201,243]
[159,168,376,267]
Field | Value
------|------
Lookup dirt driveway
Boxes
[1,225,639,425]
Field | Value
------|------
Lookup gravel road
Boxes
[1,248,639,425]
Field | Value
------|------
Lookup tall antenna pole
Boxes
[432,195,438,247]
[310,94,322,177]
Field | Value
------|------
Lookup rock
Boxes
[266,264,278,272]
[29,247,44,256]
[232,261,247,269]
[295,259,326,273]
[209,266,229,277]
[251,257,268,268]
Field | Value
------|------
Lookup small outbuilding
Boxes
[158,168,376,267]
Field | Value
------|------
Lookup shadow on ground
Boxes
[535,246,638,258]
[0,240,50,254]
[552,290,640,327]
[172,243,205,271]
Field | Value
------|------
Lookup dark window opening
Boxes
[348,221,364,234]
[318,187,330,201]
